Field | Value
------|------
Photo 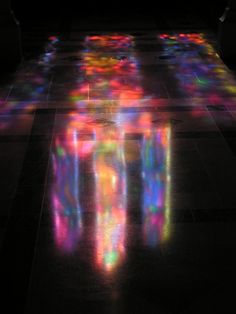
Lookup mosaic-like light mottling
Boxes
[52,34,172,272]
[69,35,144,103]
[86,35,134,50]
[52,129,82,253]
[0,36,59,115]
[94,129,127,272]
[142,127,171,246]
[159,33,236,101]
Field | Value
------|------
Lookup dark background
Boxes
[11,0,228,29]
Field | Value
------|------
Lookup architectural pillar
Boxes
[0,0,22,69]
[218,0,236,61]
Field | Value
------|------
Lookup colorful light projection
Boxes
[52,113,127,268]
[0,35,59,133]
[16,34,59,99]
[82,35,135,272]
[52,35,172,272]
[69,35,144,103]
[94,128,127,272]
[52,127,83,253]
[159,33,236,101]
[52,121,171,265]
[0,35,59,117]
[39,35,59,65]
[141,126,171,247]
[51,110,104,253]
[86,35,134,50]
[53,112,171,262]
[116,111,172,247]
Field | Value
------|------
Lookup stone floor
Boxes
[1,16,236,314]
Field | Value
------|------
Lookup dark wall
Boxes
[11,1,224,17]
[197,0,228,29]
[11,0,228,27]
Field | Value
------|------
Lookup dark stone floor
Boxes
[1,15,236,314]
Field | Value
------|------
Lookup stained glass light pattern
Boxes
[69,35,143,103]
[159,33,236,101]
[52,35,172,271]
[0,36,59,130]
[94,129,127,272]
[52,129,83,253]
[142,127,171,247]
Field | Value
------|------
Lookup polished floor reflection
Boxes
[1,17,236,314]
